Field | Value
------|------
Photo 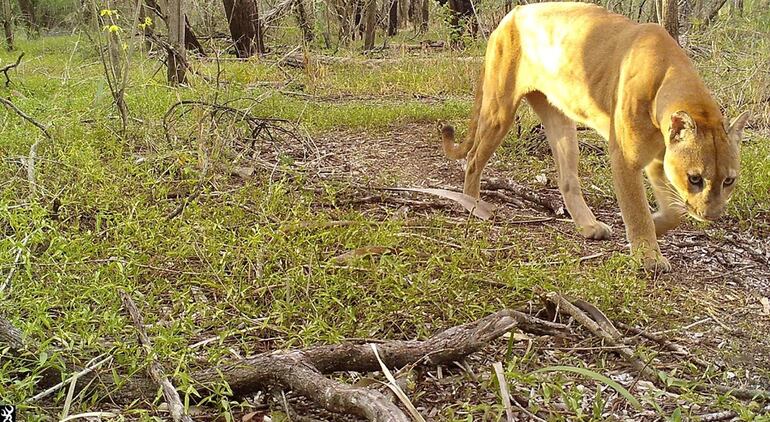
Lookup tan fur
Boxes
[441,3,749,272]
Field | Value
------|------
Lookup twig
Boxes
[546,292,659,381]
[614,321,711,368]
[0,52,24,86]
[120,292,193,422]
[0,96,53,196]
[482,177,565,215]
[697,410,738,421]
[0,97,52,138]
[0,232,30,293]
[493,362,515,422]
[547,293,770,403]
[27,353,113,403]
[59,412,118,422]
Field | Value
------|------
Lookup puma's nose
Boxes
[704,207,723,221]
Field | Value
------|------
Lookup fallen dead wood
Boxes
[482,177,565,216]
[1,309,568,421]
[0,51,23,86]
[547,292,770,403]
[0,95,53,196]
[121,292,193,422]
[5,293,769,419]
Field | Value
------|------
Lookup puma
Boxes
[441,2,749,272]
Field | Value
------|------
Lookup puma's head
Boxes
[663,110,749,222]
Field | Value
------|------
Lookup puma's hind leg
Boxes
[526,92,612,240]
[462,90,521,199]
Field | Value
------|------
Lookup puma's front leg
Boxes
[609,140,671,273]
[645,160,683,237]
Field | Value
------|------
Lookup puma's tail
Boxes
[441,66,485,160]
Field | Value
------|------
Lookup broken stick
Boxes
[482,177,565,215]
[547,292,770,403]
[121,292,193,422]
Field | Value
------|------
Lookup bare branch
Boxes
[120,292,193,422]
[0,51,23,86]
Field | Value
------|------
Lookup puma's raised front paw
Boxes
[580,221,612,240]
[653,211,681,238]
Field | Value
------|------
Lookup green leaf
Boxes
[531,365,642,410]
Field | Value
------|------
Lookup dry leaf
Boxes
[384,187,495,220]
[761,297,770,315]
[330,246,392,263]
[232,166,256,179]
[241,412,268,422]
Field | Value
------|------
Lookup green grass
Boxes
[1,10,769,421]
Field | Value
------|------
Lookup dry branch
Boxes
[2,306,566,421]
[0,315,23,350]
[193,308,567,390]
[121,292,193,422]
[0,95,53,196]
[547,293,770,403]
[482,177,565,215]
[0,96,51,139]
[0,51,23,86]
[547,292,659,381]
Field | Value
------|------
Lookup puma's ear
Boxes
[670,111,696,143]
[727,111,750,143]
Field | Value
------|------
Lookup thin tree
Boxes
[661,0,679,44]
[223,0,265,58]
[363,0,376,50]
[731,0,743,15]
[387,0,397,36]
[167,0,186,84]
[144,0,206,56]
[1,0,13,51]
[420,0,428,32]
[17,0,37,36]
[294,0,314,42]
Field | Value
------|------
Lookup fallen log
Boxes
[1,309,568,421]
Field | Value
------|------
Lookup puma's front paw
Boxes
[580,221,612,240]
[653,211,681,238]
[642,253,672,274]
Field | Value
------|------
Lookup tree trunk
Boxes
[167,0,186,85]
[661,0,679,44]
[398,0,408,28]
[387,0,397,36]
[363,0,376,50]
[353,0,364,39]
[332,0,352,43]
[1,0,13,51]
[17,0,37,35]
[138,3,153,51]
[223,0,265,58]
[294,0,314,42]
[420,0,428,32]
[731,0,743,15]
[144,0,206,56]
[441,0,476,41]
[702,0,728,25]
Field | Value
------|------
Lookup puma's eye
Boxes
[688,174,703,186]
[723,177,735,187]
